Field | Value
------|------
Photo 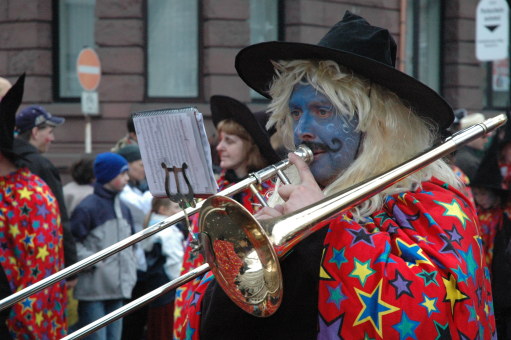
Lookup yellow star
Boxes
[9,223,20,238]
[435,199,470,228]
[174,305,182,320]
[17,187,32,200]
[420,294,438,315]
[349,259,375,286]
[36,245,49,261]
[35,311,44,326]
[442,273,468,313]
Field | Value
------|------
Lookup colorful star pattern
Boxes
[0,169,66,338]
[317,179,495,338]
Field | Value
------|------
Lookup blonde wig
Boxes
[217,119,268,172]
[266,60,460,219]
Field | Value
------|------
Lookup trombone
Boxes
[4,114,508,339]
[61,113,506,339]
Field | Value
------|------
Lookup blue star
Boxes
[395,239,432,266]
[392,311,420,340]
[452,265,469,283]
[329,247,348,269]
[354,280,399,337]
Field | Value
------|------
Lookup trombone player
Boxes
[190,11,496,339]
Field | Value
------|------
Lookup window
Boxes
[147,0,199,98]
[404,0,441,92]
[249,0,281,100]
[57,0,96,99]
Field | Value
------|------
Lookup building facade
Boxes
[0,0,499,174]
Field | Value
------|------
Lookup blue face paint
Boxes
[289,83,361,187]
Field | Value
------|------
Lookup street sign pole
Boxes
[76,48,101,154]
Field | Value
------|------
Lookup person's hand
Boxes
[277,152,324,214]
[255,153,324,220]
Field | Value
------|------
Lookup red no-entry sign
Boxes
[76,48,101,91]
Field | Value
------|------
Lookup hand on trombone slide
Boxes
[254,152,324,219]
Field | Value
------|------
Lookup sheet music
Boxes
[133,107,218,197]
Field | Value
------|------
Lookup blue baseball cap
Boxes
[15,105,65,134]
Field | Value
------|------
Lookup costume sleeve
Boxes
[318,180,495,339]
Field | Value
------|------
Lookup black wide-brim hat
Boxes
[210,95,281,164]
[0,74,25,163]
[235,10,454,130]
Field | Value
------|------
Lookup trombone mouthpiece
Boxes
[294,145,314,164]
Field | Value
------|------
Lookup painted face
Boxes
[289,83,361,187]
[216,131,249,177]
[31,126,55,153]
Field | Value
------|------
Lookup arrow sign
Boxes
[476,0,509,61]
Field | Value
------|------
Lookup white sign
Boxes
[81,91,99,115]
[476,0,509,61]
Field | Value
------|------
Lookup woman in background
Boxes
[173,95,281,338]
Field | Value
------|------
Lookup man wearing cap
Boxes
[0,76,67,338]
[13,105,78,272]
[196,11,495,339]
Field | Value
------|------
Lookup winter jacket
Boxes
[71,182,137,300]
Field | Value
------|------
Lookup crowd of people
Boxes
[0,10,509,340]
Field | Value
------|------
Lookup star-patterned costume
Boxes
[173,170,274,339]
[0,168,67,338]
[196,178,495,339]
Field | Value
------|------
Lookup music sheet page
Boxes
[134,108,218,197]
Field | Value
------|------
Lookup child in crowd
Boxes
[138,197,184,340]
[70,152,137,340]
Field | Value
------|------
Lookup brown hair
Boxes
[143,197,175,228]
[217,119,268,172]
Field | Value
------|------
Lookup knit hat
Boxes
[94,152,129,185]
[117,145,141,163]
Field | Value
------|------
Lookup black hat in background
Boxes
[0,74,25,163]
[471,134,504,191]
[235,10,454,130]
[210,95,280,164]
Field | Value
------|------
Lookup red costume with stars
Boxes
[195,179,495,339]
[0,168,67,338]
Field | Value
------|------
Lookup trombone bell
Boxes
[199,195,282,317]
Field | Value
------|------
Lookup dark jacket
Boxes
[13,138,78,267]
